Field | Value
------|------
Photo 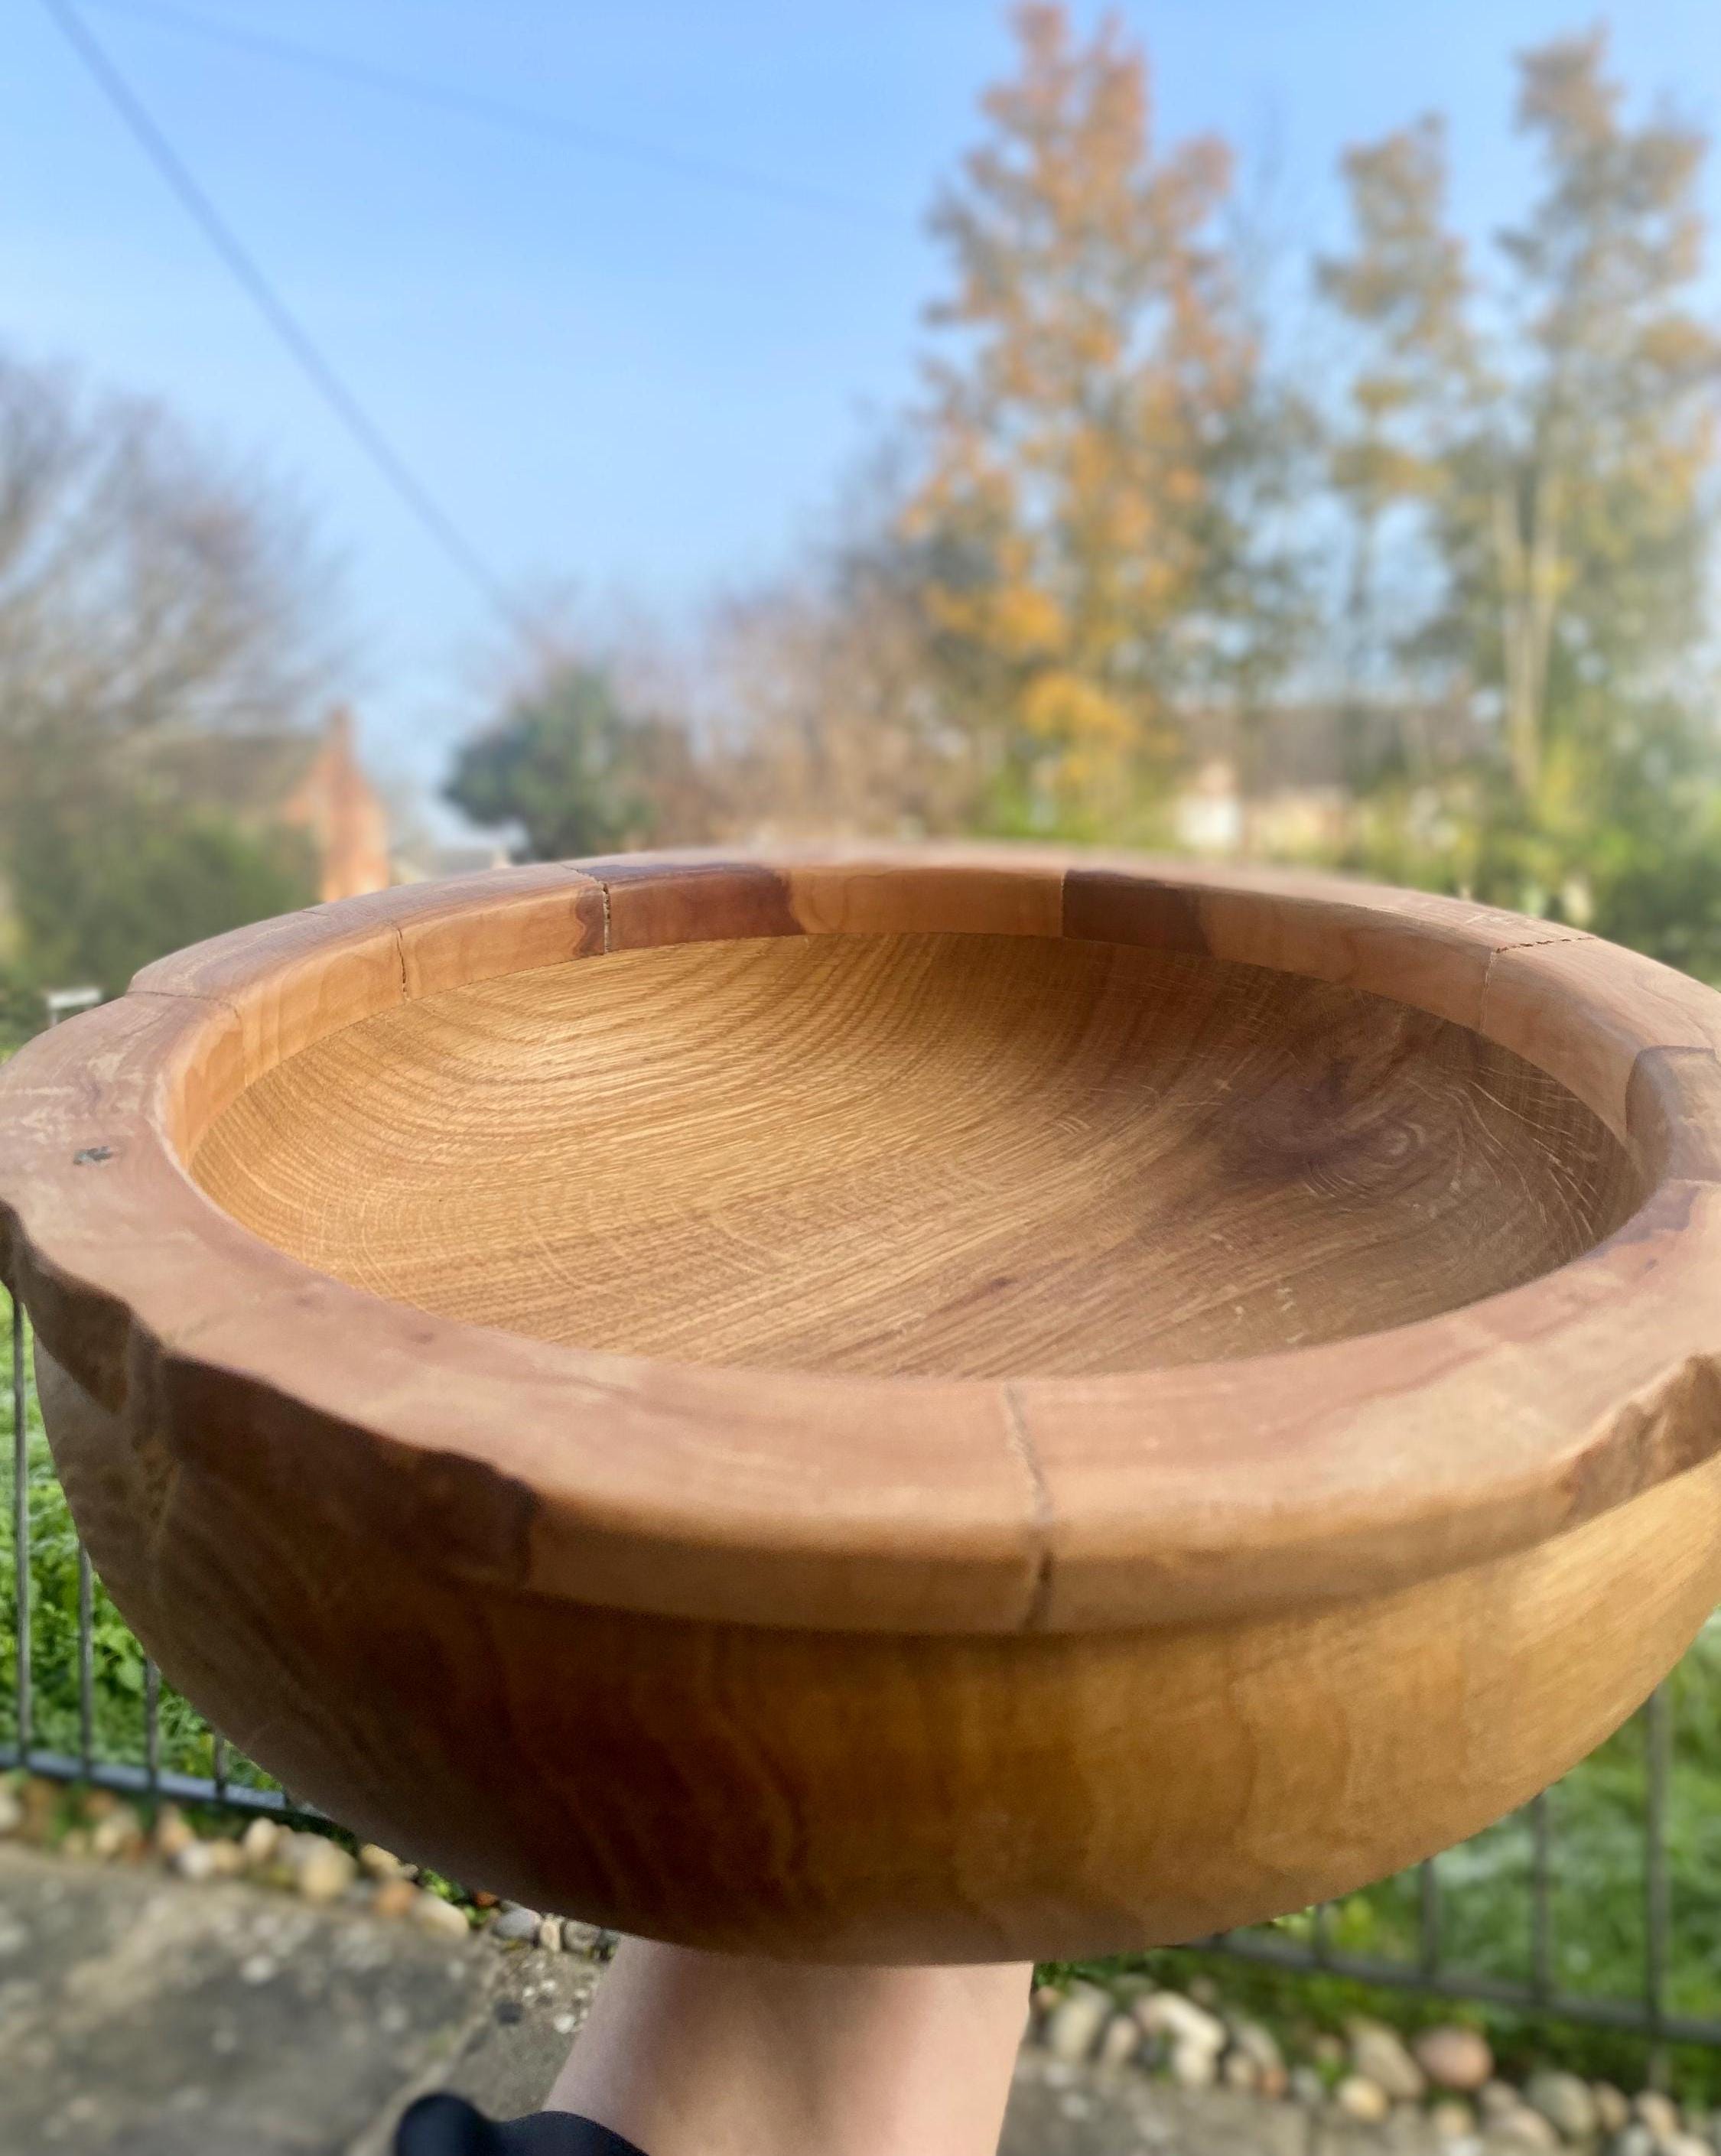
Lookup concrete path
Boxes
[0,1845,1521,2155]
[0,1844,594,2154]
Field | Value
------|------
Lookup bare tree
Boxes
[0,350,344,804]
[714,564,982,843]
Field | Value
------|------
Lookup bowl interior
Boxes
[190,930,1642,1380]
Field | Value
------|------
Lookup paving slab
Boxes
[0,1843,584,2156]
[2,1845,1542,2156]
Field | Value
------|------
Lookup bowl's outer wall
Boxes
[10,846,1721,1961]
[38,1341,1721,1963]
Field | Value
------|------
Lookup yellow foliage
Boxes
[1021,668,1134,748]
[901,2,1251,776]
[1161,464,1205,509]
[990,583,1066,657]
[922,584,994,642]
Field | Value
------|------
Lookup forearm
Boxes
[548,1941,1032,2156]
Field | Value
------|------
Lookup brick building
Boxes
[145,706,392,902]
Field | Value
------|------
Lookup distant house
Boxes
[1172,698,1484,858]
[391,839,512,884]
[144,707,392,902]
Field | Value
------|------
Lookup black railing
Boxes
[4,1285,317,1823]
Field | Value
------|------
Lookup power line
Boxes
[39,0,537,641]
[80,0,906,235]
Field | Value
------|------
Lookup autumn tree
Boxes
[1463,31,1719,805]
[1319,32,1721,964]
[900,3,1293,832]
[1323,34,1721,818]
[1316,117,1479,726]
[713,450,989,839]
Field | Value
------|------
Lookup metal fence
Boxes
[4,1283,321,1827]
[4,1280,1719,2048]
[1196,1725,1695,2039]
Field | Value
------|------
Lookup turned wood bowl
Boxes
[5,847,1721,1963]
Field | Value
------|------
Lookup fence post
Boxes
[10,1290,29,1764]
[1646,1683,1672,2086]
[1418,1857,1441,1978]
[1531,1790,1554,2000]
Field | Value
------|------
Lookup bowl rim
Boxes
[4,842,1719,1638]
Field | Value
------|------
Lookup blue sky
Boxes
[6,0,1719,811]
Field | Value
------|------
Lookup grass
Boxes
[7,1286,1721,2087]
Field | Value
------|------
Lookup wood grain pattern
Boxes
[191,932,1639,1379]
[35,1340,1721,1960]
[5,846,1721,1959]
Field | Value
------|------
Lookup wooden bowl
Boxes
[5,847,1721,1963]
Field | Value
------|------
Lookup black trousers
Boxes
[394,2093,649,2156]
